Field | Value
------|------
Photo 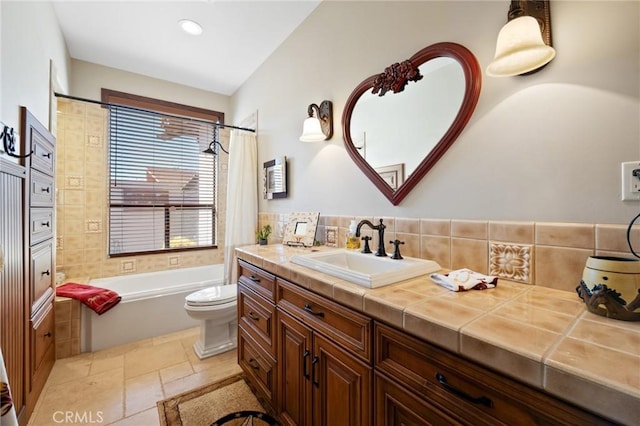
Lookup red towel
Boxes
[56,283,121,315]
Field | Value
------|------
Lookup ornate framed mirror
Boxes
[342,42,481,205]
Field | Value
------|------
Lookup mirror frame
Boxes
[342,42,482,205]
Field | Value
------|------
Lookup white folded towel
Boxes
[430,268,498,292]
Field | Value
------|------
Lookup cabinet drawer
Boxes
[30,208,54,245]
[375,371,462,426]
[31,302,55,374]
[30,240,54,314]
[238,328,276,404]
[30,169,54,207]
[238,284,276,356]
[238,260,276,302]
[277,278,372,362]
[30,135,55,176]
[374,322,612,426]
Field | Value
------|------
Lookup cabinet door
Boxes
[312,333,372,426]
[277,309,313,426]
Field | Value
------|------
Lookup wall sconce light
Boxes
[486,0,555,77]
[299,100,333,142]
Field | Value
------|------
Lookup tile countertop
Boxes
[236,244,640,425]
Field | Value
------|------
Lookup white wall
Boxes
[71,60,230,114]
[0,0,70,159]
[231,1,640,224]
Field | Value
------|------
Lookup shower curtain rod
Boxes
[54,92,256,133]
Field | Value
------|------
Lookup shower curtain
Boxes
[224,129,258,284]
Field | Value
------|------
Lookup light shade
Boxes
[299,100,333,142]
[486,16,555,77]
[300,117,326,142]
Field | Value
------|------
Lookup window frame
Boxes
[102,89,225,257]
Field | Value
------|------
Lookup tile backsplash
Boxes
[259,212,640,294]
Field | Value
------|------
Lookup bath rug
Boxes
[157,373,278,425]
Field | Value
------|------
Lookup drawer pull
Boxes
[43,332,52,338]
[41,186,50,193]
[247,311,260,321]
[41,270,50,276]
[435,373,493,408]
[303,350,310,379]
[41,221,50,227]
[247,358,260,370]
[43,152,51,159]
[312,355,320,387]
[304,304,325,317]
[249,275,261,283]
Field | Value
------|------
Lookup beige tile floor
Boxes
[28,327,241,426]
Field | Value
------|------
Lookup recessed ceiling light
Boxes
[179,19,203,36]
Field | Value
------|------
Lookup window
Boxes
[102,90,224,257]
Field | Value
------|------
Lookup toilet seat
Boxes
[185,284,237,307]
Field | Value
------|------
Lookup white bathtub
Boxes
[82,264,225,352]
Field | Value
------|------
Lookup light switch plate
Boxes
[621,161,640,201]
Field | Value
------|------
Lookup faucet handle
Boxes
[361,236,372,254]
[390,240,405,260]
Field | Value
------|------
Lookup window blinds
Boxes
[108,104,217,256]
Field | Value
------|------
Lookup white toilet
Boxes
[184,283,238,359]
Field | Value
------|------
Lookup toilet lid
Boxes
[185,284,237,306]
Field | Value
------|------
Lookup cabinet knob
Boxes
[41,221,50,227]
[247,312,260,321]
[42,152,51,159]
[249,275,261,283]
[41,186,50,193]
[247,358,260,370]
[41,270,50,276]
[43,332,52,338]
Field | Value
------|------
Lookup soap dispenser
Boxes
[346,220,361,250]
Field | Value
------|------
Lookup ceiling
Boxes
[52,0,321,96]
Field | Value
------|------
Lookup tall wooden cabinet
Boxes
[21,107,56,419]
[0,157,27,423]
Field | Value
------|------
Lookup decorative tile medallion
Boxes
[66,176,84,189]
[85,220,102,233]
[489,242,532,283]
[121,260,137,273]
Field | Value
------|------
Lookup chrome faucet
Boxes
[355,219,387,257]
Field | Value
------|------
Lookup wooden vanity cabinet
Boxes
[237,258,615,426]
[237,259,277,414]
[276,280,372,426]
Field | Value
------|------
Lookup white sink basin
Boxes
[290,249,441,288]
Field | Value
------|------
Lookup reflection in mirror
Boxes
[351,58,465,180]
[342,42,481,206]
